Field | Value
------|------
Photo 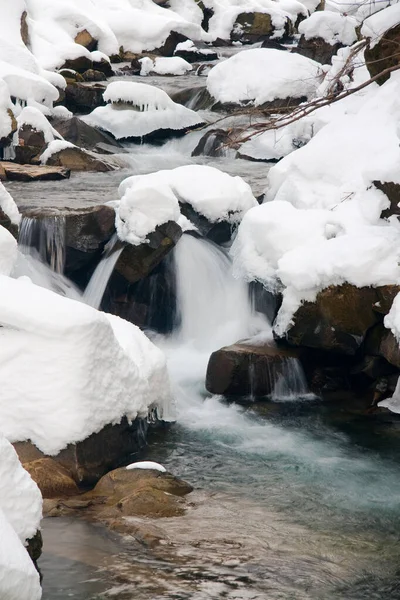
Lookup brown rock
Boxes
[374,285,400,314]
[51,116,121,152]
[23,458,79,499]
[285,284,380,355]
[294,35,342,64]
[374,180,400,219]
[116,486,186,518]
[82,69,107,82]
[74,29,98,52]
[107,518,166,546]
[379,330,400,369]
[64,82,106,114]
[20,10,29,46]
[0,162,70,182]
[45,146,115,172]
[61,56,93,74]
[365,23,400,85]
[206,342,302,396]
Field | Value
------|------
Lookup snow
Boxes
[0,434,42,600]
[0,59,59,106]
[126,460,166,472]
[0,226,18,276]
[140,56,192,76]
[17,106,60,144]
[299,12,358,46]
[0,183,21,227]
[378,292,400,414]
[115,185,181,245]
[233,71,400,335]
[119,165,258,226]
[361,2,400,48]
[83,81,203,139]
[40,139,75,164]
[207,49,322,106]
[0,275,173,455]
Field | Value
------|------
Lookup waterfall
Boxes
[19,215,66,274]
[173,234,269,350]
[15,215,81,300]
[82,234,123,310]
[271,357,312,401]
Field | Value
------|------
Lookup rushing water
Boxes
[12,54,399,600]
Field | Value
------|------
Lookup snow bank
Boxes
[140,56,192,76]
[0,275,172,455]
[0,434,42,600]
[207,49,321,106]
[233,72,400,334]
[119,165,257,228]
[83,81,203,139]
[361,2,400,48]
[299,12,358,46]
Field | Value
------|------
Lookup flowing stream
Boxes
[10,60,400,600]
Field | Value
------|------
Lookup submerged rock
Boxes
[206,341,304,397]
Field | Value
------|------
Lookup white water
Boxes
[19,215,66,274]
[83,234,123,309]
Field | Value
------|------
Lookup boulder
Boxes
[374,180,400,219]
[192,128,236,157]
[92,58,113,78]
[170,86,213,110]
[294,35,342,64]
[61,56,93,74]
[82,69,107,82]
[378,330,400,369]
[206,341,303,397]
[156,31,189,57]
[64,82,106,114]
[45,145,115,172]
[15,123,47,165]
[232,12,292,43]
[365,23,400,84]
[179,205,232,244]
[51,116,122,153]
[284,284,380,355]
[0,161,70,181]
[175,46,218,63]
[74,29,98,52]
[23,458,79,499]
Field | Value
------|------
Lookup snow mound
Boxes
[119,165,257,228]
[0,275,173,455]
[299,12,358,46]
[207,48,322,106]
[361,2,400,48]
[17,106,60,144]
[83,81,203,139]
[140,56,192,76]
[233,72,400,334]
[126,461,166,472]
[0,434,42,600]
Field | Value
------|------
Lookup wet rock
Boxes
[92,58,113,78]
[374,284,400,314]
[74,29,98,52]
[89,466,193,519]
[61,56,93,74]
[206,341,303,397]
[211,95,307,114]
[261,39,288,50]
[156,31,189,57]
[23,458,79,499]
[179,205,232,244]
[107,518,167,547]
[378,330,400,369]
[175,46,218,63]
[294,35,342,64]
[64,82,106,114]
[113,220,182,285]
[59,69,84,83]
[51,116,122,153]
[170,86,213,110]
[14,123,47,165]
[0,161,70,182]
[284,284,380,355]
[192,128,236,157]
[365,23,400,84]
[82,69,107,82]
[26,530,43,579]
[45,146,115,172]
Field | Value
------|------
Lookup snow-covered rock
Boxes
[83,81,204,140]
[0,275,173,455]
[139,56,192,76]
[207,48,322,107]
[0,434,42,600]
[299,12,358,46]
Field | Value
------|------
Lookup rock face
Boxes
[284,284,380,355]
[51,117,122,153]
[206,342,303,397]
[365,23,400,84]
[294,35,342,64]
[64,82,106,114]
[45,146,115,172]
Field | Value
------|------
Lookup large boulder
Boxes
[64,82,106,114]
[51,116,122,153]
[45,145,115,172]
[364,22,400,85]
[23,458,79,499]
[284,284,380,355]
[294,35,343,65]
[206,341,304,397]
[232,12,292,43]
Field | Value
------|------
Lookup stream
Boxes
[13,53,400,600]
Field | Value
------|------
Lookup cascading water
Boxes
[82,234,123,310]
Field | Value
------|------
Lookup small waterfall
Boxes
[173,234,269,349]
[19,215,66,274]
[83,234,123,310]
[271,357,312,401]
[15,215,81,300]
